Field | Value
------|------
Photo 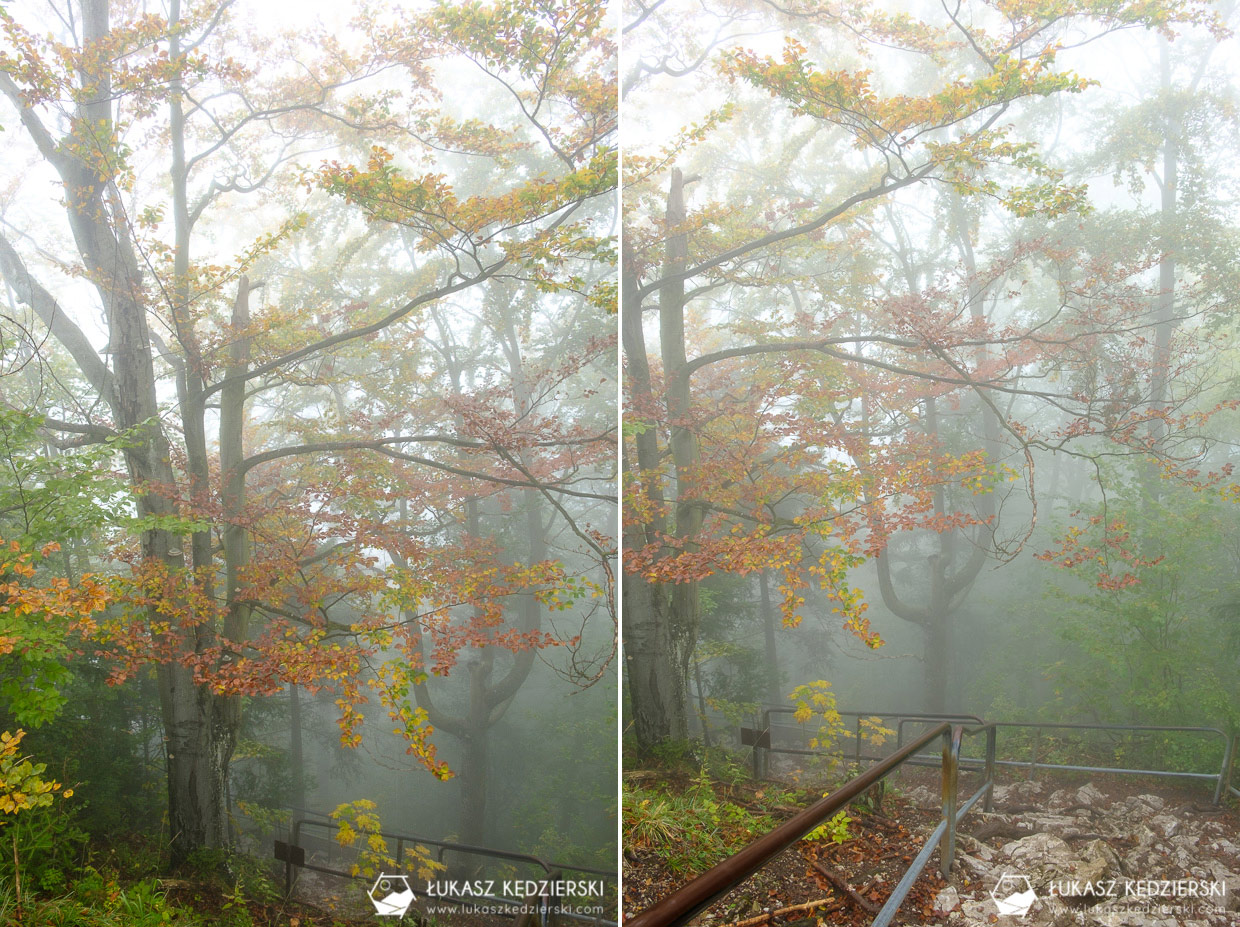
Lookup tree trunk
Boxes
[621,241,686,746]
[24,0,242,868]
[660,169,706,737]
[623,568,686,743]
[693,660,712,748]
[1145,38,1179,510]
[759,571,781,708]
[459,657,492,849]
[923,610,951,715]
[157,666,234,857]
[289,684,305,813]
[621,169,702,750]
[406,303,546,843]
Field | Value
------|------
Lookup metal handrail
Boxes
[753,708,985,778]
[892,714,990,750]
[627,722,997,927]
[1227,731,1239,800]
[631,713,1238,926]
[990,722,1232,804]
[881,716,1234,806]
[291,816,558,878]
[870,723,995,927]
[282,816,618,925]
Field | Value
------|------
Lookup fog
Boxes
[622,0,1240,749]
[0,0,617,921]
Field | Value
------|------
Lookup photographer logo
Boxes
[991,872,1037,917]
[369,873,415,917]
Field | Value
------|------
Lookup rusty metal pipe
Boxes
[625,722,951,927]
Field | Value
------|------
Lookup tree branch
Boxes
[0,233,117,406]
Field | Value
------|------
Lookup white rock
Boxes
[1076,782,1106,806]
[1213,838,1240,860]
[1207,860,1240,910]
[1006,780,1048,802]
[959,898,991,922]
[1149,813,1181,838]
[1127,793,1166,813]
[902,785,937,808]
[1046,788,1073,810]
[958,853,995,881]
[1002,832,1080,883]
[1031,813,1080,830]
[933,885,960,914]
[1075,838,1122,884]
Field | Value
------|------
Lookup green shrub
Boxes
[623,776,774,875]
[805,810,851,844]
[0,800,89,896]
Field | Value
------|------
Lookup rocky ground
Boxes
[901,778,1240,926]
[623,775,1240,926]
[623,792,948,926]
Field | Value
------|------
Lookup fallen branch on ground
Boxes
[714,896,846,927]
[811,861,880,915]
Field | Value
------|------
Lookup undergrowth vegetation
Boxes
[624,777,775,875]
[0,834,370,926]
[622,744,831,875]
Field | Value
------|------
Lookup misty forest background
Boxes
[622,0,1240,777]
[3,0,1240,921]
[0,0,617,924]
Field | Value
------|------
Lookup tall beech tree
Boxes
[623,0,1235,748]
[0,0,615,862]
[380,283,615,848]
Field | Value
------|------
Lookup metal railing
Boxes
[626,722,996,927]
[1228,731,1239,801]
[895,719,1236,805]
[278,815,618,926]
[872,723,995,927]
[750,708,985,778]
[627,711,1240,927]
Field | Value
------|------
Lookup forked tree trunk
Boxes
[621,169,701,750]
[459,659,493,848]
[873,197,997,716]
[64,1,239,865]
[406,301,545,848]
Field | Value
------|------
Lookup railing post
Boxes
[984,725,997,813]
[940,726,960,879]
[286,819,301,897]
[752,722,760,779]
[1232,732,1240,799]
[1029,727,1040,780]
[627,722,951,927]
[854,715,862,769]
[1233,732,1240,798]
[1217,731,1236,805]
[753,709,769,779]
[540,868,562,927]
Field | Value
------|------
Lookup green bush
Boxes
[0,870,194,926]
[0,800,89,896]
[623,776,774,875]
